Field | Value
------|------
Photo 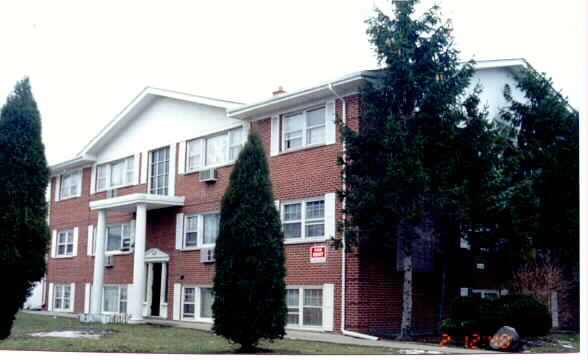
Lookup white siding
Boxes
[95,97,242,164]
[467,67,527,122]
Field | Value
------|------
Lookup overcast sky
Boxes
[0,0,585,165]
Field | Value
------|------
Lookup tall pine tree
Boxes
[340,0,494,338]
[0,78,50,339]
[497,68,579,272]
[212,131,286,352]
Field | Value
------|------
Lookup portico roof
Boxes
[89,193,185,212]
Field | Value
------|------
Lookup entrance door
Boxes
[150,263,162,316]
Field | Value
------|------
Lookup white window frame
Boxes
[182,212,220,250]
[281,197,325,244]
[53,284,73,312]
[281,105,326,152]
[102,284,128,314]
[105,223,133,255]
[181,285,214,323]
[59,169,82,200]
[149,146,170,195]
[471,289,500,299]
[185,126,244,172]
[95,156,135,192]
[285,286,323,330]
[56,229,75,257]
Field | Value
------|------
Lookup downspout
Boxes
[328,83,379,341]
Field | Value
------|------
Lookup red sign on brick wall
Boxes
[310,246,327,263]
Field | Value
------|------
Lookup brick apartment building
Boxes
[43,59,533,337]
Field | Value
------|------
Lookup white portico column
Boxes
[129,203,147,323]
[91,210,107,315]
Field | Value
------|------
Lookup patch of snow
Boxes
[400,349,444,355]
[558,341,575,349]
[30,330,102,339]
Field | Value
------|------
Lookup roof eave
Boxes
[228,71,377,120]
[49,155,96,176]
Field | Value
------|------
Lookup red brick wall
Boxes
[47,93,448,336]
[46,95,357,327]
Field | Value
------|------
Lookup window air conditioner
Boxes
[199,168,217,183]
[106,189,118,198]
[105,255,114,267]
[200,248,215,263]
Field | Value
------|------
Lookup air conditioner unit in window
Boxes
[106,189,118,198]
[105,255,114,267]
[199,168,217,183]
[200,248,215,263]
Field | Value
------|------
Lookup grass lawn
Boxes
[523,333,580,353]
[0,313,403,355]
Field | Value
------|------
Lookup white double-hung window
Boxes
[286,288,323,328]
[103,285,128,314]
[149,147,170,195]
[53,284,73,312]
[59,169,82,199]
[96,156,134,191]
[106,223,133,253]
[181,286,213,321]
[282,106,325,151]
[186,127,243,172]
[56,229,75,257]
[180,213,220,250]
[282,198,325,241]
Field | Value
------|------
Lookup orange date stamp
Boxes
[440,333,512,349]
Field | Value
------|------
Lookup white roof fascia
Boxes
[49,154,96,176]
[471,58,529,71]
[227,71,377,120]
[90,193,185,212]
[228,59,531,121]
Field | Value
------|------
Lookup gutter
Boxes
[49,154,96,175]
[327,84,379,342]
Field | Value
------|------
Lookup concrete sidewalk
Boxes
[23,311,490,354]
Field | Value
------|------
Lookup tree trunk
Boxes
[398,254,413,340]
[437,260,448,335]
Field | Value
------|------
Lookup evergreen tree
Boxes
[212,131,287,352]
[340,0,498,339]
[497,68,579,270]
[0,78,50,339]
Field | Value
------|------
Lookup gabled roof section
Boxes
[228,71,379,120]
[77,87,243,157]
[228,59,530,120]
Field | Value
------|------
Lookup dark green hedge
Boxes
[440,293,551,338]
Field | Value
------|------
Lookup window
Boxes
[183,287,196,319]
[281,198,325,241]
[184,215,198,248]
[286,288,322,328]
[56,229,74,257]
[149,147,169,195]
[203,214,220,246]
[103,285,128,313]
[182,213,220,249]
[200,287,214,319]
[106,223,132,252]
[96,156,135,191]
[186,127,244,172]
[182,286,214,320]
[472,289,499,300]
[53,284,72,311]
[282,106,325,151]
[60,169,82,199]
